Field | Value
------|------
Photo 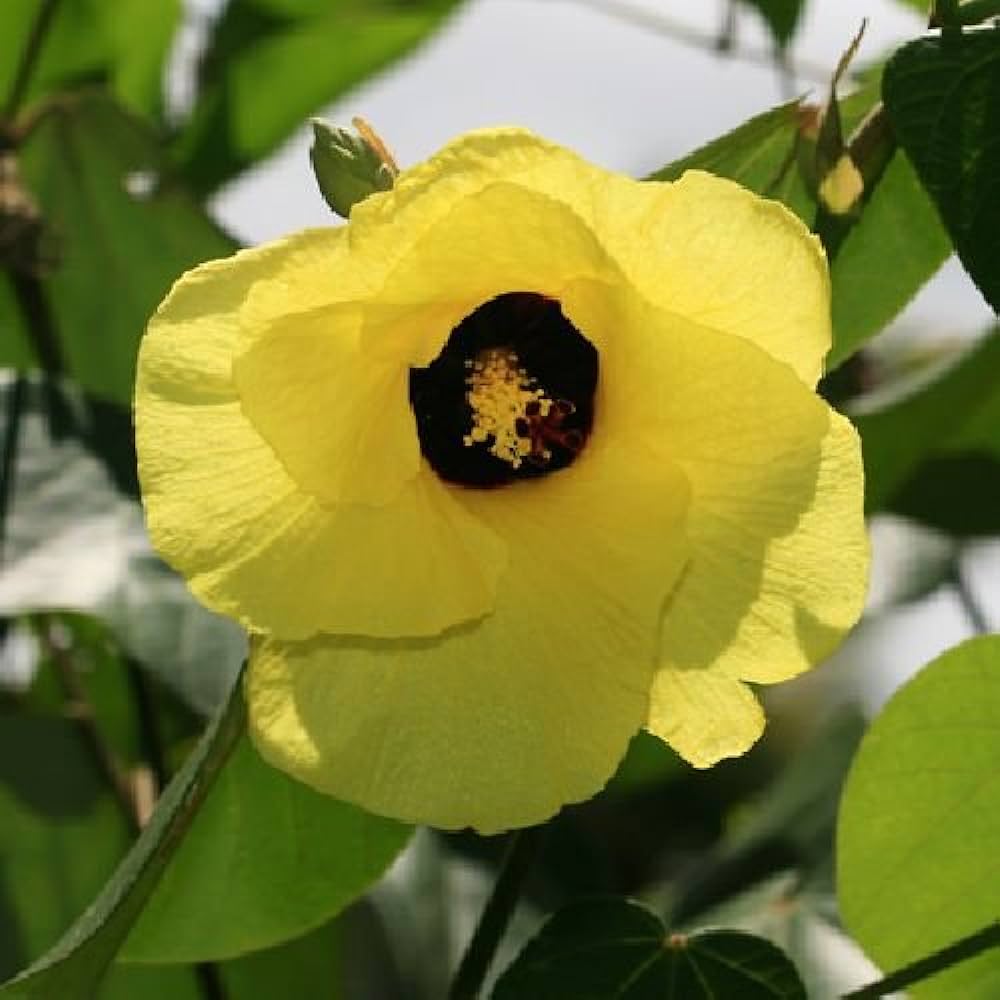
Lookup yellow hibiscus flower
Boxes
[135,129,868,834]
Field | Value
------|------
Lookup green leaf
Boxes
[883,30,1000,314]
[492,899,806,999]
[0,669,244,999]
[837,635,1000,998]
[0,712,131,983]
[122,731,411,963]
[12,93,233,406]
[855,332,1000,509]
[0,0,180,121]
[827,149,952,368]
[175,0,464,195]
[737,0,806,48]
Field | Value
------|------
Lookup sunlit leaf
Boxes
[176,0,464,195]
[837,635,1000,997]
[122,732,411,962]
[883,30,1000,313]
[492,899,806,999]
[12,94,233,406]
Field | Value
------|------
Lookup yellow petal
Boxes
[246,445,691,833]
[136,231,506,640]
[350,130,830,384]
[647,320,868,685]
[647,670,764,768]
[138,228,344,405]
[232,303,420,506]
[592,169,830,386]
[362,181,620,368]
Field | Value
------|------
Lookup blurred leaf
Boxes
[0,0,180,121]
[12,93,233,406]
[220,915,343,999]
[890,452,1000,536]
[0,669,244,999]
[0,713,130,983]
[122,731,411,963]
[605,729,683,797]
[0,279,33,371]
[99,962,201,1000]
[838,635,1000,997]
[698,875,884,1000]
[669,710,865,925]
[0,374,245,715]
[883,30,1000,313]
[855,332,1000,510]
[492,899,806,999]
[738,0,806,48]
[176,0,463,195]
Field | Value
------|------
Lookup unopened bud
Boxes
[310,117,398,218]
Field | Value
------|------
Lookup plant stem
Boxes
[36,616,142,834]
[2,0,63,124]
[0,374,26,565]
[448,826,547,1000]
[567,0,833,83]
[842,920,1000,998]
[952,556,991,635]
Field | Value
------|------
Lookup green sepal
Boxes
[309,118,396,219]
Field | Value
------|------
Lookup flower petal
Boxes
[588,169,831,386]
[647,669,764,767]
[232,304,420,506]
[136,234,506,640]
[138,391,505,639]
[354,129,829,384]
[637,308,868,686]
[246,445,690,833]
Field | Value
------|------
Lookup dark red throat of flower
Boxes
[408,292,599,487]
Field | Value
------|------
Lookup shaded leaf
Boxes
[837,635,1000,997]
[883,30,1000,313]
[492,898,806,999]
[0,713,130,983]
[0,374,245,715]
[122,732,411,963]
[0,669,244,999]
[12,93,233,406]
[853,330,1000,534]
[175,0,463,195]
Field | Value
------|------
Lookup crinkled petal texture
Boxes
[136,126,868,831]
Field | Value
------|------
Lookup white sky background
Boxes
[186,0,999,710]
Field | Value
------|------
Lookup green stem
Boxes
[842,921,1000,998]
[952,559,991,635]
[2,0,63,125]
[448,826,546,1000]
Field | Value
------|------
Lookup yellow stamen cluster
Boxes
[463,348,553,468]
